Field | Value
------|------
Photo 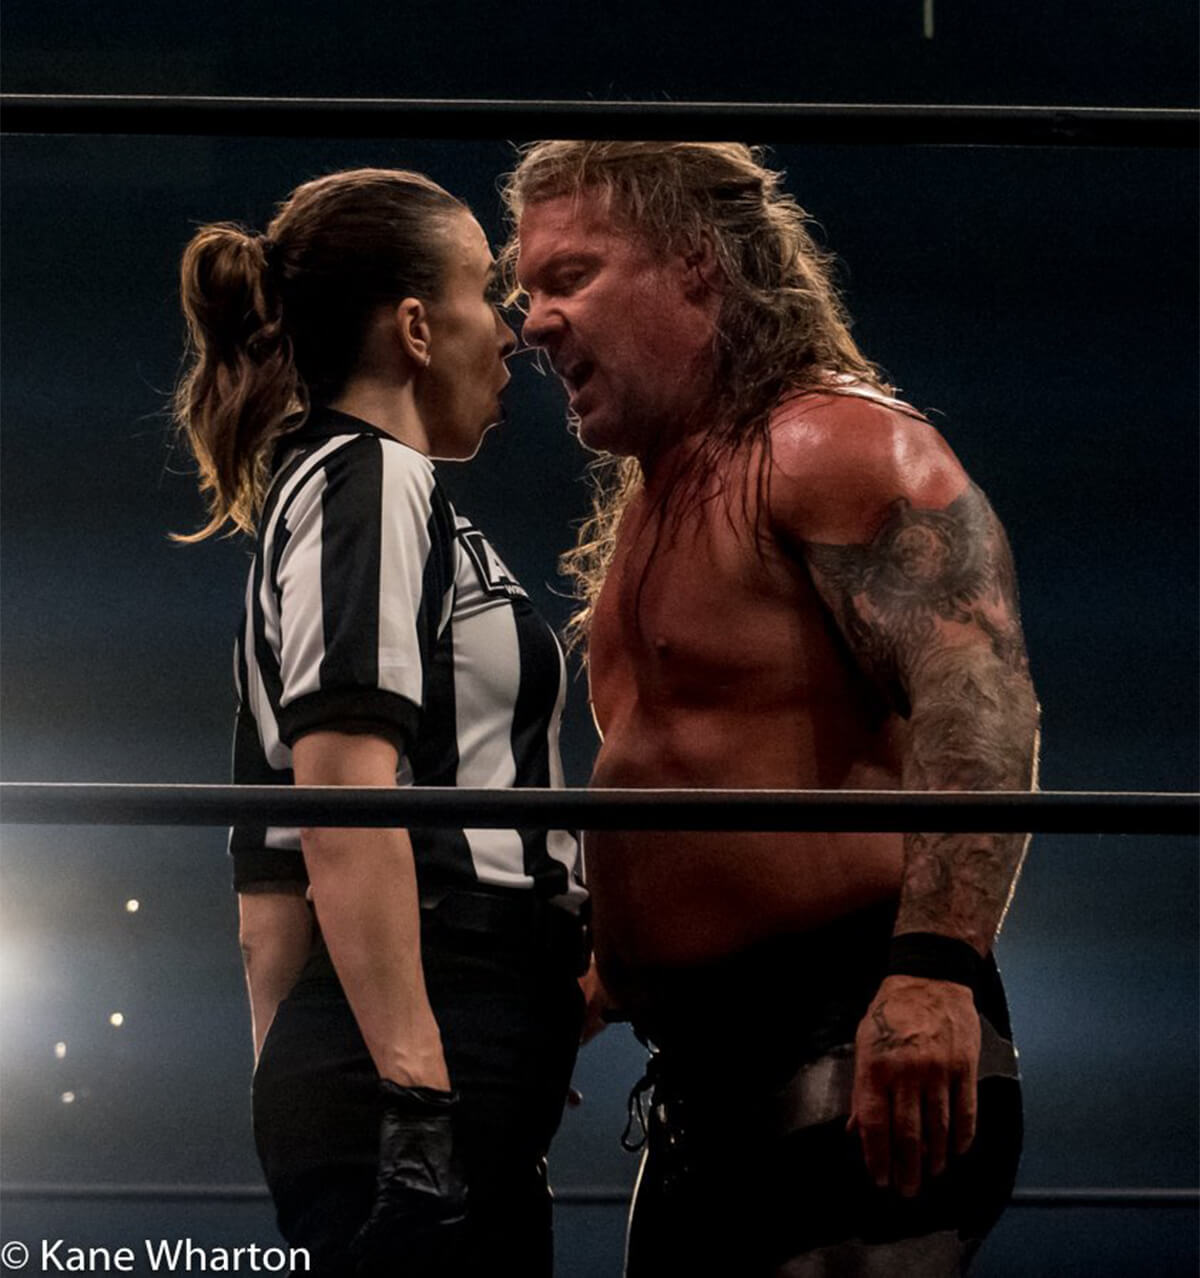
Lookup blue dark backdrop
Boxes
[2,4,1196,1274]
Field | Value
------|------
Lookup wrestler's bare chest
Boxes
[585,454,905,975]
[589,465,890,786]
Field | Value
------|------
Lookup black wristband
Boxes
[886,932,985,994]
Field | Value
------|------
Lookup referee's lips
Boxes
[488,364,512,426]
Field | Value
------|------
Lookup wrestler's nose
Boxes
[521,297,560,351]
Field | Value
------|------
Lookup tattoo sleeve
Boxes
[803,483,1041,952]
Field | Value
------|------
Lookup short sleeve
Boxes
[270,437,455,755]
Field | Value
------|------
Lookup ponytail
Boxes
[172,223,302,540]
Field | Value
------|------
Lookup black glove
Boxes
[349,1081,468,1277]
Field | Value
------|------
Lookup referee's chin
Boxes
[480,402,508,439]
[436,409,505,463]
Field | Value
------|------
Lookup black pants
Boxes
[623,904,1023,1277]
[252,890,586,1278]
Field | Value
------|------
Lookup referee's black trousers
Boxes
[252,891,586,1278]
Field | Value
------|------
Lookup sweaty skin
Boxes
[587,390,1038,1198]
[517,193,1038,1196]
[588,392,947,996]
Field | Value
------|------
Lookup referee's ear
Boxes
[392,298,432,371]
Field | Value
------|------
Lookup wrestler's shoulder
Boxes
[766,389,967,542]
[769,386,949,464]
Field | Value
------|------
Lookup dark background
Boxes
[2,3,1197,1274]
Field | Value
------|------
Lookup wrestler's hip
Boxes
[626,1038,1021,1277]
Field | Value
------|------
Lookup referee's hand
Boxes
[350,1081,468,1276]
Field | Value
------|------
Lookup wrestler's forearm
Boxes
[897,647,1040,953]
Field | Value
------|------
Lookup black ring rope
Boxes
[0,784,1196,835]
[1,96,1195,146]
[0,1182,1195,1208]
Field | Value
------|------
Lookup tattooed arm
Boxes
[803,482,1040,948]
[772,404,1039,1196]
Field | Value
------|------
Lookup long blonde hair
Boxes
[173,168,463,540]
[500,141,891,650]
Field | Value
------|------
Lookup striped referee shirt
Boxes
[229,406,585,912]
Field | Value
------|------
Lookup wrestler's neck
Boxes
[635,407,722,488]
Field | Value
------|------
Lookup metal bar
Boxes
[1,1184,270,1202]
[1,1183,1196,1207]
[1010,1188,1200,1208]
[559,1186,1200,1208]
[2,96,1196,146]
[0,783,1196,835]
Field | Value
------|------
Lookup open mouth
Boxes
[564,362,594,399]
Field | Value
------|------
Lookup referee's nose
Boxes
[496,311,517,359]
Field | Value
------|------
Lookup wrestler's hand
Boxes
[848,975,980,1198]
[350,1081,468,1276]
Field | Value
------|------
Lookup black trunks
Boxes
[621,902,1022,1277]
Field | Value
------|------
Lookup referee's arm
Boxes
[238,889,312,1063]
[292,729,450,1091]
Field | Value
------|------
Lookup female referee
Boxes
[173,168,587,1277]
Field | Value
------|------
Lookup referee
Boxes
[174,167,586,1277]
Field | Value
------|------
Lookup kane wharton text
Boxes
[31,1240,311,1272]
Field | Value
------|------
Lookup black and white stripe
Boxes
[230,407,584,910]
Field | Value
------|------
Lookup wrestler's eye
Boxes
[551,269,587,293]
[484,276,507,307]
[542,259,597,296]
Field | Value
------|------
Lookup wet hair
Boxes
[173,167,465,540]
[499,141,891,651]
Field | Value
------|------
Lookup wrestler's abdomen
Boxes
[587,704,904,987]
[586,465,905,991]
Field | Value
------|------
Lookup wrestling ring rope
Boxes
[1,1185,1195,1209]
[0,783,1197,835]
[1,95,1196,146]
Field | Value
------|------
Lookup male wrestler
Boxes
[504,142,1040,1276]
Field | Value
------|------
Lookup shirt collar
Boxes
[279,405,393,447]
